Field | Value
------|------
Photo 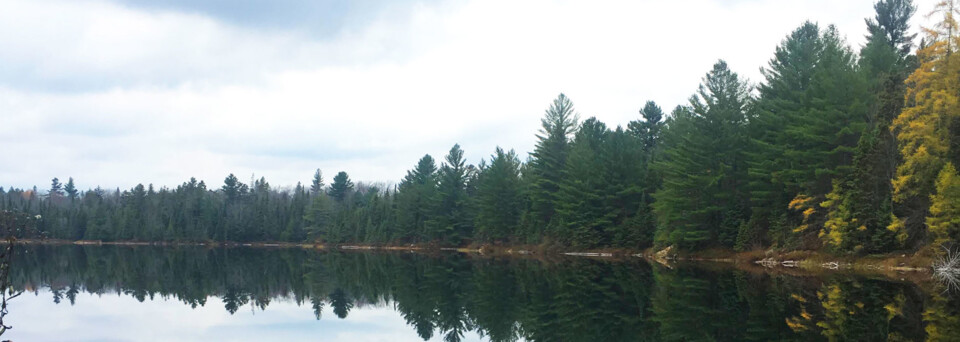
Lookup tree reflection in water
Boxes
[0,210,39,337]
[9,245,960,342]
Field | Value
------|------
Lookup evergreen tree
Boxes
[395,155,439,242]
[654,60,751,249]
[555,118,612,247]
[221,173,247,203]
[430,145,473,244]
[328,172,354,203]
[604,126,651,247]
[475,148,523,242]
[49,178,63,197]
[627,101,666,248]
[64,177,78,201]
[749,22,870,248]
[527,94,579,238]
[304,193,333,242]
[311,169,325,196]
[628,101,665,153]
[821,0,916,253]
[866,0,917,59]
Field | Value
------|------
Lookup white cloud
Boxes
[0,0,941,190]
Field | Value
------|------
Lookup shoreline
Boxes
[9,238,935,275]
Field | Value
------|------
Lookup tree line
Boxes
[3,0,960,254]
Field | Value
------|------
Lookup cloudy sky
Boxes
[0,0,940,191]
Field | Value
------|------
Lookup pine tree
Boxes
[221,174,247,203]
[311,169,325,196]
[602,127,649,247]
[820,0,916,253]
[328,172,354,203]
[867,0,917,58]
[749,22,871,248]
[395,155,438,242]
[527,94,579,237]
[627,101,665,248]
[304,192,333,242]
[49,178,63,197]
[555,118,612,247]
[475,148,523,243]
[654,60,751,249]
[629,101,665,154]
[64,177,78,201]
[430,144,473,244]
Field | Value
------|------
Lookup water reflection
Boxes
[0,242,19,336]
[8,245,960,341]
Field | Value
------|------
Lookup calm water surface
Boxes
[5,245,960,341]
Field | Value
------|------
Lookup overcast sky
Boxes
[0,0,940,191]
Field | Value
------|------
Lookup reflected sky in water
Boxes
[10,289,488,342]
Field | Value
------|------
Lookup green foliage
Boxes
[395,155,439,242]
[310,169,324,196]
[553,119,651,248]
[304,192,334,242]
[528,93,579,236]
[64,177,78,201]
[818,0,915,254]
[654,60,751,249]
[328,171,354,203]
[474,148,523,242]
[554,118,613,247]
[749,22,871,248]
[429,144,474,244]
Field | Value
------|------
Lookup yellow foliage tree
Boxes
[923,292,960,341]
[927,163,960,247]
[891,0,960,242]
[821,182,861,252]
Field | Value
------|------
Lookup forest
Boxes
[3,0,960,256]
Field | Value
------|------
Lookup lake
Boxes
[4,245,959,341]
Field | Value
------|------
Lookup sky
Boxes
[0,0,942,191]
[9,289,492,341]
